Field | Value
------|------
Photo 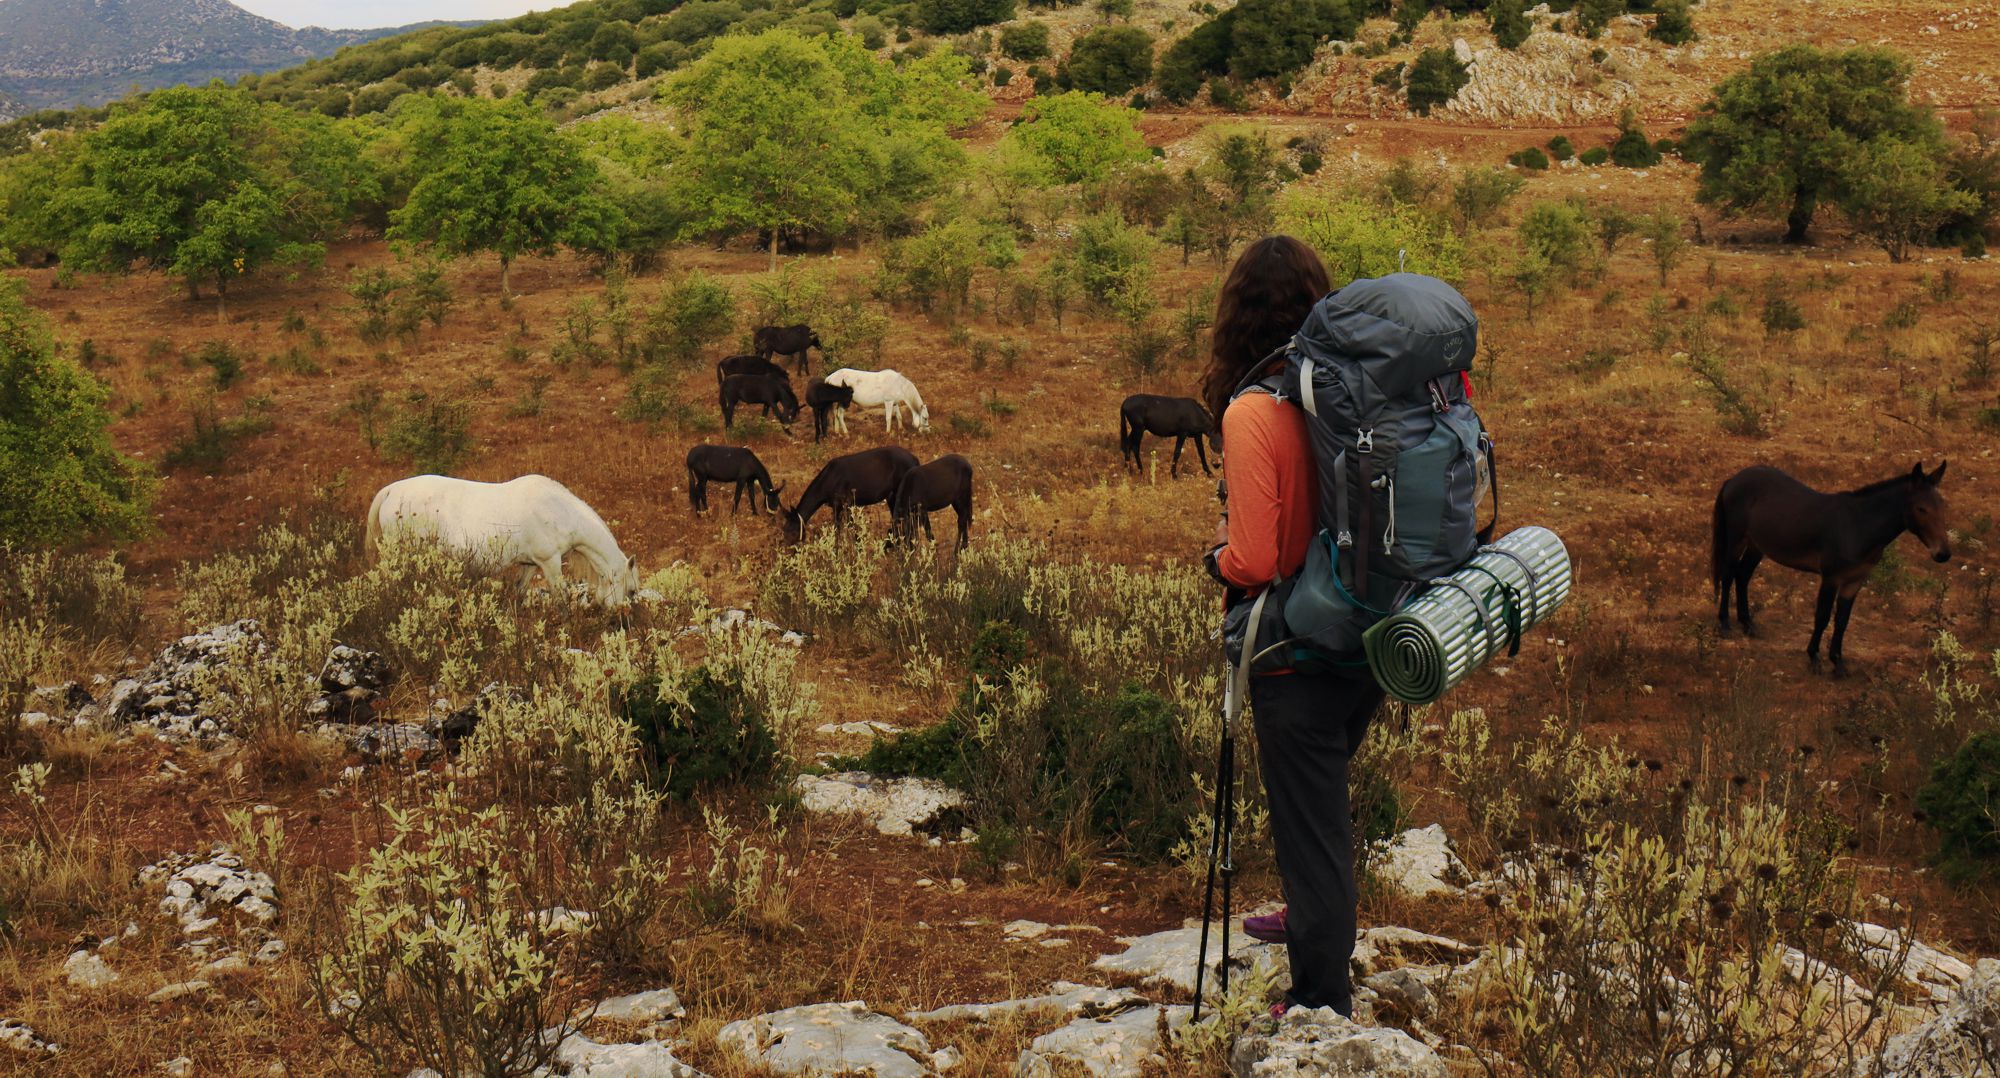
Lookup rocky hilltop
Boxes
[0,0,463,117]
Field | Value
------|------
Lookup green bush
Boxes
[1228,0,1359,81]
[1489,0,1530,49]
[1451,165,1525,228]
[1917,732,2000,882]
[1547,135,1575,161]
[1520,200,1593,282]
[380,391,475,475]
[1155,11,1233,104]
[163,397,272,472]
[999,20,1050,60]
[1648,0,1695,44]
[1405,47,1468,115]
[1069,211,1154,304]
[1282,193,1467,285]
[1207,76,1248,111]
[840,621,1198,858]
[0,280,150,546]
[1508,146,1550,170]
[1760,293,1806,337]
[620,667,780,800]
[1578,146,1609,166]
[1063,26,1155,95]
[1610,107,1662,167]
[192,341,246,388]
[639,272,735,364]
[915,0,1016,34]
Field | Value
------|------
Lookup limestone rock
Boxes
[147,980,213,1003]
[159,1058,194,1077]
[1091,926,1286,995]
[792,772,969,839]
[718,1001,945,1078]
[0,1018,59,1055]
[63,950,118,988]
[1850,922,1975,1002]
[588,987,686,1027]
[910,982,1148,1024]
[1228,1007,1447,1077]
[554,1032,707,1078]
[1350,927,1476,979]
[349,723,442,765]
[108,620,273,744]
[1873,959,2000,1077]
[1015,1004,1189,1078]
[305,646,394,723]
[143,846,280,942]
[1369,825,1469,899]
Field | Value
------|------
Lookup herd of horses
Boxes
[364,320,1959,678]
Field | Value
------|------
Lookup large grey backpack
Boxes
[1225,273,1496,673]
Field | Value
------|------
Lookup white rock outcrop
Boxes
[0,1018,59,1055]
[62,950,117,989]
[1016,1005,1189,1078]
[554,1032,707,1078]
[1369,825,1470,899]
[909,981,1147,1024]
[1091,926,1286,995]
[1873,959,2000,1077]
[718,1001,948,1078]
[1229,1007,1448,1077]
[792,772,968,838]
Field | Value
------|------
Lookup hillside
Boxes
[1,0,1999,1074]
[0,0,470,118]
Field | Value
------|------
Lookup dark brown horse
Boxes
[1712,462,1951,676]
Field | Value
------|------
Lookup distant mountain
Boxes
[0,0,473,119]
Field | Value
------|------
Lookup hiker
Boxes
[1199,236,1384,1018]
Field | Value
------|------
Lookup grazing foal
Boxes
[685,445,784,514]
[1712,462,1951,676]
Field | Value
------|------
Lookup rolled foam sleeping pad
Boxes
[1363,526,1572,705]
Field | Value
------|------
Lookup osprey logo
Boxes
[1443,334,1465,363]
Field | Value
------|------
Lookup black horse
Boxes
[1712,462,1951,676]
[804,377,854,443]
[719,371,800,429]
[783,446,920,542]
[686,445,784,514]
[1119,395,1217,478]
[754,324,824,377]
[892,454,974,548]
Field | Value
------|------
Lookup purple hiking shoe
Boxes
[1243,907,1288,944]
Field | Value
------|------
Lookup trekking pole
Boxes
[1192,671,1234,1022]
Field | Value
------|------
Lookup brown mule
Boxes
[1711,462,1951,677]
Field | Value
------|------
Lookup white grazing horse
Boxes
[365,475,640,605]
[823,368,930,433]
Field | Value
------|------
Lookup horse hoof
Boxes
[1831,663,1848,680]
[1741,624,1758,640]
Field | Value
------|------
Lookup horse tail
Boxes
[1118,404,1131,451]
[1710,487,1728,598]
[364,484,392,559]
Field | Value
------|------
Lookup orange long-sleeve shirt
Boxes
[1217,391,1318,592]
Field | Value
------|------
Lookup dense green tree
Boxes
[1609,107,1661,166]
[1684,46,1949,244]
[915,0,1016,34]
[1156,12,1234,104]
[0,278,150,547]
[1648,0,1695,44]
[664,31,984,264]
[1063,27,1155,95]
[1000,21,1052,60]
[1574,0,1623,36]
[1838,137,1978,262]
[389,96,622,294]
[44,85,367,320]
[999,91,1151,186]
[1228,0,1358,80]
[1518,200,1592,283]
[1404,46,1469,115]
[1488,0,1531,48]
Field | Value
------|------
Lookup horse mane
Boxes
[1841,472,1919,497]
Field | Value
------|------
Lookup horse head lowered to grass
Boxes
[366,474,640,605]
[1711,461,1950,677]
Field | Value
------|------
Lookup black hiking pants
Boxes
[1249,670,1384,1015]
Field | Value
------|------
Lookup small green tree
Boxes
[915,0,1015,34]
[1685,45,1950,244]
[1063,26,1155,95]
[1069,211,1154,305]
[1640,210,1685,286]
[0,279,151,546]
[1228,0,1359,80]
[390,96,622,294]
[1648,0,1695,45]
[47,85,369,321]
[1489,0,1531,49]
[1519,201,1593,284]
[1609,107,1662,167]
[1279,193,1467,285]
[999,91,1150,185]
[1838,137,1979,263]
[1000,21,1051,61]
[1405,47,1470,116]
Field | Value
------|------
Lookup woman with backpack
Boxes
[1199,235,1386,1017]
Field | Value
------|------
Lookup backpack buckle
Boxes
[1357,429,1374,454]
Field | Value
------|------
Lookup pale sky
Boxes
[231,0,578,30]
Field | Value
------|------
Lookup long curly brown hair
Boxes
[1199,236,1330,425]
